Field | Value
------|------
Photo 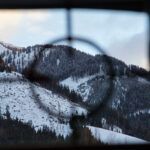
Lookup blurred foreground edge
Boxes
[0,0,149,12]
[0,144,150,150]
[0,0,150,150]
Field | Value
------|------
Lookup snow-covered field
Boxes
[0,71,87,138]
[87,126,148,144]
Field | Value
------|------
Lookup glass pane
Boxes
[0,8,149,147]
[72,9,148,70]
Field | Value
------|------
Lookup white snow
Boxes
[60,75,97,91]
[77,82,92,102]
[87,126,147,144]
[57,58,60,66]
[111,125,122,133]
[99,64,105,76]
[60,74,98,102]
[0,71,87,138]
[101,118,107,125]
[0,43,39,72]
[101,118,122,133]
[129,109,150,117]
[1,42,149,144]
[138,77,150,84]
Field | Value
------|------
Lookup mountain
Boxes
[0,43,131,79]
[0,71,146,145]
[0,71,87,138]
[60,65,150,141]
[0,42,150,144]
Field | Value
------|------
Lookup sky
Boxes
[0,9,149,69]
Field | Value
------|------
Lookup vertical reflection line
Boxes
[66,8,73,47]
[149,12,150,71]
[66,8,75,145]
[66,8,72,37]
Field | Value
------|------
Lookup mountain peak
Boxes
[0,41,24,51]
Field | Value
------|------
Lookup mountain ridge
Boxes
[1,41,150,142]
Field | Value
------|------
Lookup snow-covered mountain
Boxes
[0,71,87,138]
[1,41,150,143]
[60,72,150,141]
[0,71,147,144]
[60,74,98,102]
[60,73,150,111]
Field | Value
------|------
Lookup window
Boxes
[0,4,150,148]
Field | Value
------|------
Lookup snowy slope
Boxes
[1,71,146,144]
[138,77,150,84]
[0,42,37,70]
[60,75,97,91]
[60,74,99,102]
[0,42,59,72]
[0,71,87,138]
[87,126,148,144]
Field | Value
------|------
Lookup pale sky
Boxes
[0,9,149,69]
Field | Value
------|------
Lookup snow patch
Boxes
[87,126,147,144]
[99,64,105,76]
[138,77,150,84]
[129,109,150,117]
[57,59,60,66]
[60,74,97,91]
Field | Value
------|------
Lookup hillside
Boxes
[1,42,150,144]
[0,71,87,138]
[0,71,147,145]
[0,43,129,80]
